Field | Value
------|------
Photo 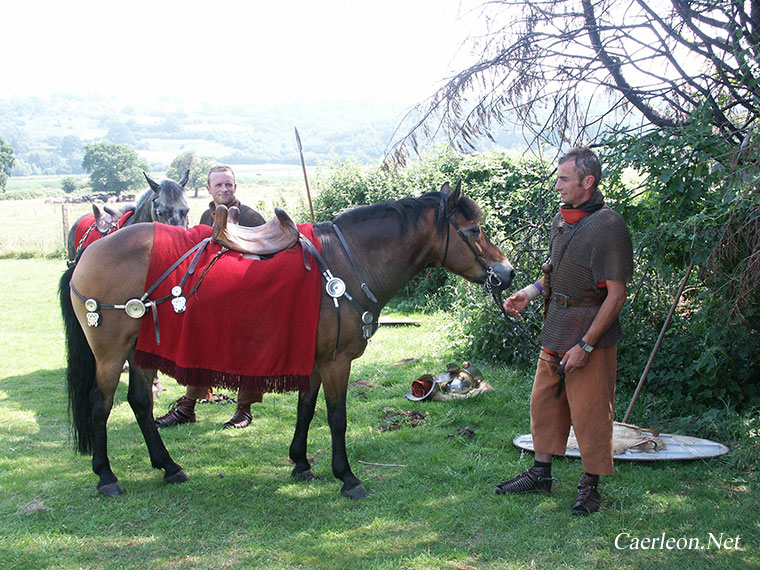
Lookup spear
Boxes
[295,127,316,224]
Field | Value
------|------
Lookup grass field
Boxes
[0,166,311,259]
[0,259,756,569]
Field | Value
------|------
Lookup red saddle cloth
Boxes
[133,223,322,393]
[74,210,134,251]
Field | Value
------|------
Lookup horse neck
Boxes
[321,212,441,308]
[130,191,155,224]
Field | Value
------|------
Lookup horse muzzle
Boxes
[486,261,515,294]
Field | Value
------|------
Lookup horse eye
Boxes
[468,226,481,238]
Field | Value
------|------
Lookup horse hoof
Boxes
[291,467,317,482]
[164,469,189,484]
[98,482,125,497]
[341,483,369,499]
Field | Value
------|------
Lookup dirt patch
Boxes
[379,407,427,432]
[16,500,52,515]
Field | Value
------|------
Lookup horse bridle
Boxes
[442,203,511,320]
[150,195,160,222]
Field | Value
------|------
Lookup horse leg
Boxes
[126,362,189,485]
[90,360,125,496]
[290,376,322,482]
[321,361,368,499]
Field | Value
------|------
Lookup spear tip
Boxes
[294,127,302,151]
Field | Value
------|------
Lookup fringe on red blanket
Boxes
[134,351,312,393]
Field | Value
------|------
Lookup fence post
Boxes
[62,204,69,250]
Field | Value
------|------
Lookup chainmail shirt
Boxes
[541,206,633,352]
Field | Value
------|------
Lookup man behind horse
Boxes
[496,147,633,515]
[155,165,266,430]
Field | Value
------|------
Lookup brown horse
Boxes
[59,182,514,498]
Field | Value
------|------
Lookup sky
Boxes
[7,0,485,106]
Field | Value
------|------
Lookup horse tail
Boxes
[59,262,95,455]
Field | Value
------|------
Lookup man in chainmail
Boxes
[496,147,633,515]
[155,165,267,430]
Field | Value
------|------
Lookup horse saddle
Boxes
[92,202,119,233]
[103,202,134,223]
[211,205,300,255]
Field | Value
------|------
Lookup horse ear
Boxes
[446,180,463,210]
[179,169,190,188]
[144,172,160,194]
[440,182,451,194]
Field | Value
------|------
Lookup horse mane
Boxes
[133,188,155,218]
[334,190,482,234]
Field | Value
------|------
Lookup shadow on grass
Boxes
[2,363,757,569]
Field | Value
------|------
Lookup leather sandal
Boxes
[496,466,557,494]
[571,473,601,515]
[155,396,197,427]
[223,405,252,429]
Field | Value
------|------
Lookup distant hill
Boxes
[0,94,417,176]
[1,93,525,178]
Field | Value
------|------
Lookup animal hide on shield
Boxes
[133,223,322,393]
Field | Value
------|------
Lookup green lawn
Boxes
[0,259,756,569]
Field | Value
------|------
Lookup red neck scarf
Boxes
[560,189,605,223]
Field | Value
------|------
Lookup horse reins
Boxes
[443,205,512,321]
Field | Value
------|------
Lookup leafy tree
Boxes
[0,136,15,191]
[61,176,79,194]
[81,142,148,196]
[106,122,136,145]
[166,151,216,197]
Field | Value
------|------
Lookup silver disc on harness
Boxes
[171,286,182,297]
[326,277,346,298]
[84,298,99,312]
[124,298,147,319]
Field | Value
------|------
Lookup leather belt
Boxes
[552,291,606,308]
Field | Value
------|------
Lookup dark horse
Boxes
[59,182,514,498]
[66,171,190,260]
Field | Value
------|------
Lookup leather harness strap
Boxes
[298,229,380,361]
[70,238,213,345]
[333,223,378,304]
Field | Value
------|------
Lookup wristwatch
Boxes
[578,339,594,353]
